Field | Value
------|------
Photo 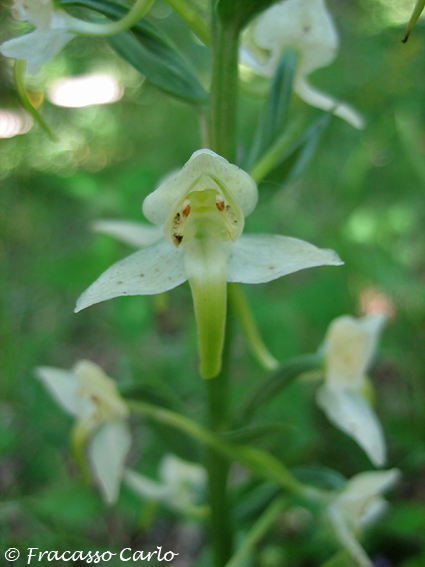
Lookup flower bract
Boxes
[0,0,75,75]
[241,0,364,129]
[327,468,400,567]
[75,149,343,379]
[35,360,131,503]
[316,314,387,467]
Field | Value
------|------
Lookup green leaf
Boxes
[222,423,290,444]
[61,0,208,104]
[246,48,297,170]
[292,465,346,490]
[215,0,279,31]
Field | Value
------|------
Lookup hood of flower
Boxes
[323,314,386,391]
[73,360,129,421]
[244,0,338,78]
[11,0,55,29]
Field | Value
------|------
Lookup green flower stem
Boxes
[66,0,155,36]
[228,283,279,372]
[208,10,239,162]
[127,398,320,496]
[163,0,210,45]
[205,5,240,564]
[403,0,425,42]
[235,353,321,426]
[249,117,306,184]
[205,310,234,566]
[14,61,57,141]
[224,496,287,567]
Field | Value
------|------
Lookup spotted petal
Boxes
[88,420,131,504]
[75,239,186,312]
[316,387,386,467]
[226,234,343,284]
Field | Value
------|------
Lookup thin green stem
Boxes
[321,549,354,567]
[224,496,287,567]
[163,0,210,45]
[205,307,234,566]
[208,12,239,161]
[249,117,306,184]
[66,0,155,36]
[228,283,279,372]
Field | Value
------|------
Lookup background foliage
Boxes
[1,0,425,565]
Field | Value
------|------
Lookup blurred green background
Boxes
[1,0,425,565]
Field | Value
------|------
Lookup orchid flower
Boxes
[316,314,387,467]
[0,0,76,75]
[35,360,131,504]
[241,0,364,129]
[327,468,400,567]
[75,149,343,379]
[124,454,207,517]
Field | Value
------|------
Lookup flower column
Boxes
[206,2,240,565]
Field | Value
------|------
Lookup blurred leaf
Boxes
[62,0,208,104]
[215,0,279,30]
[292,465,346,490]
[247,48,297,170]
[222,423,290,444]
[399,554,425,567]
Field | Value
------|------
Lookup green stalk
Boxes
[204,4,240,565]
[249,117,305,184]
[205,311,234,566]
[228,283,279,372]
[224,496,287,567]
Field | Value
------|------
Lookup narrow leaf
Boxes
[61,0,208,103]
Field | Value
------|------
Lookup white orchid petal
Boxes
[143,149,258,224]
[75,239,186,313]
[124,469,169,500]
[323,314,385,389]
[343,469,401,501]
[160,454,207,488]
[226,234,343,284]
[327,506,373,567]
[35,366,93,417]
[0,29,74,75]
[316,387,386,467]
[92,220,164,249]
[294,76,365,130]
[88,421,131,504]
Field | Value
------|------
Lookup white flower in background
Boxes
[241,0,364,129]
[124,454,207,516]
[35,360,131,504]
[316,314,387,467]
[0,0,75,75]
[75,149,343,379]
[327,469,400,567]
